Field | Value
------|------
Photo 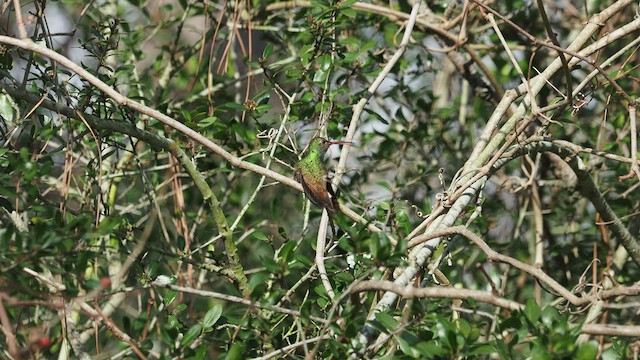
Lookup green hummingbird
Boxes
[294,136,350,217]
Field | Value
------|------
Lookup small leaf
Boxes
[313,69,328,84]
[253,231,268,241]
[317,53,332,71]
[375,312,399,333]
[541,305,559,328]
[202,304,222,329]
[194,344,207,360]
[180,108,192,122]
[262,43,273,59]
[576,341,598,360]
[168,315,178,328]
[225,342,245,360]
[0,93,16,123]
[370,232,391,260]
[523,299,541,324]
[415,341,448,356]
[469,343,497,355]
[279,241,297,263]
[338,0,358,8]
[197,116,218,128]
[181,323,202,347]
[223,102,246,110]
[114,64,135,74]
[397,333,421,358]
[340,8,357,18]
[299,44,315,64]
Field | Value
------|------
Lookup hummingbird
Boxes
[294,137,350,233]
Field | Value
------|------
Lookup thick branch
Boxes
[351,280,640,337]
[352,280,523,310]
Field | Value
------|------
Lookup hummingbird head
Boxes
[308,136,351,156]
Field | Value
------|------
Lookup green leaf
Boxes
[602,344,625,360]
[202,304,222,329]
[299,44,315,64]
[340,7,357,18]
[523,299,541,324]
[0,93,16,123]
[180,108,192,122]
[370,232,391,261]
[575,341,598,360]
[0,47,13,70]
[252,231,268,241]
[225,342,245,360]
[197,116,218,128]
[232,122,251,141]
[397,334,421,358]
[279,240,297,263]
[168,315,178,328]
[317,53,332,71]
[261,257,280,273]
[493,339,510,358]
[248,271,270,293]
[316,296,329,308]
[374,312,399,333]
[530,342,553,360]
[262,43,273,59]
[309,0,329,10]
[114,64,135,74]
[181,323,202,347]
[414,341,449,357]
[223,102,246,110]
[146,262,159,278]
[278,226,288,239]
[254,104,273,117]
[313,69,328,84]
[194,344,207,360]
[469,343,497,355]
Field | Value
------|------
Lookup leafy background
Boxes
[0,0,639,358]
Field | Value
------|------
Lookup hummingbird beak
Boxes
[329,140,353,146]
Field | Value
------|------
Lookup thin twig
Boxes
[472,0,636,105]
[618,105,640,182]
[536,0,573,106]
[151,282,328,325]
[11,0,27,39]
[252,335,332,360]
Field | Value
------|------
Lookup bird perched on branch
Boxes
[294,136,351,236]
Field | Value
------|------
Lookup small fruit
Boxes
[38,336,51,348]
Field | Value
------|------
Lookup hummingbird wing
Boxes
[293,167,304,184]
[294,168,337,212]
[325,177,339,212]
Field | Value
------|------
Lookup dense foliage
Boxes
[0,0,639,358]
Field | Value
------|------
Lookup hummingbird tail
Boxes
[328,213,337,239]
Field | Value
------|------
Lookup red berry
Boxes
[38,336,51,348]
[100,277,111,288]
